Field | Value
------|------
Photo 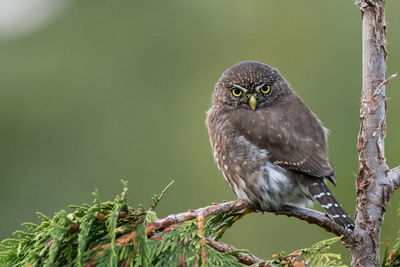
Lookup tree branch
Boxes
[145,200,354,244]
[146,200,249,234]
[276,205,355,244]
[351,0,391,266]
[69,199,357,266]
[388,166,400,190]
[204,238,271,266]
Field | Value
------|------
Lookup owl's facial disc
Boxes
[231,84,261,110]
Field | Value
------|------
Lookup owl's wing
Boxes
[232,93,335,182]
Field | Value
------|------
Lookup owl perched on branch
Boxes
[206,61,354,230]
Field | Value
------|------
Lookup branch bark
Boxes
[350,0,398,266]
[277,205,355,244]
[146,200,249,234]
[204,238,271,266]
[388,166,400,190]
[146,200,354,242]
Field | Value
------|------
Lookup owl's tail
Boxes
[306,181,355,231]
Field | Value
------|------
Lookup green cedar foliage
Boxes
[0,181,349,266]
[266,236,346,267]
[383,204,400,267]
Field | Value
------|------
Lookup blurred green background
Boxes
[1,0,400,264]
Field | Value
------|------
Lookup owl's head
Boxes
[212,61,291,110]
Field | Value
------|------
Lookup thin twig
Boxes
[146,200,250,234]
[373,73,398,97]
[204,238,271,266]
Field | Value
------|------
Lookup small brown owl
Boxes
[206,61,354,230]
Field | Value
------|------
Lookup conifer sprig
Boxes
[0,181,352,266]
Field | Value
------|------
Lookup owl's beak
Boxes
[247,94,258,111]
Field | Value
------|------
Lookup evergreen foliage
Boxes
[266,236,346,267]
[0,181,352,266]
[383,204,400,267]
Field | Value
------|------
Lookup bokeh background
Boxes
[1,0,400,264]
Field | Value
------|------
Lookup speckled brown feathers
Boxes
[231,93,335,181]
[206,61,354,230]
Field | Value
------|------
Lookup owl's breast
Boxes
[206,107,312,210]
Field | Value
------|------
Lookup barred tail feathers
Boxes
[307,181,354,230]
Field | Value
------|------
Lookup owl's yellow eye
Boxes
[231,88,243,97]
[260,85,271,94]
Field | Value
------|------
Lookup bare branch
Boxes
[145,200,354,244]
[275,205,355,244]
[204,238,271,266]
[388,166,400,190]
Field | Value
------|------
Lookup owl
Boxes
[206,61,354,230]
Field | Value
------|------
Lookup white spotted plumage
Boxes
[206,61,355,230]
